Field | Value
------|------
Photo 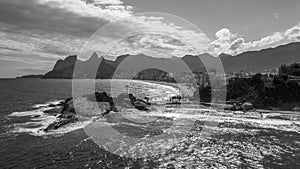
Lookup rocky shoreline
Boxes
[42,91,153,132]
[43,92,117,131]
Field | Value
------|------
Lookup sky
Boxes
[0,0,300,78]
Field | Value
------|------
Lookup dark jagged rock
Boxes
[43,92,150,132]
[44,108,61,116]
[129,93,151,111]
[44,116,78,132]
[85,92,117,112]
[44,97,78,132]
[60,97,76,117]
[168,95,182,104]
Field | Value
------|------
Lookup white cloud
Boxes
[229,38,245,51]
[38,0,133,21]
[208,28,239,55]
[285,23,300,41]
[1,0,300,77]
[91,0,125,5]
[209,24,300,56]
[215,28,237,42]
[250,32,284,48]
[24,0,210,60]
[0,21,85,66]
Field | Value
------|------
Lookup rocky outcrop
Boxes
[129,93,151,111]
[44,97,78,132]
[86,92,117,112]
[43,108,61,116]
[59,97,76,118]
[44,92,118,131]
[44,116,78,132]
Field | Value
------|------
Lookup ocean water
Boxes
[0,79,178,168]
[1,79,300,169]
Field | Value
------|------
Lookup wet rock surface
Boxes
[43,97,78,132]
[129,93,152,111]
[44,92,117,132]
[86,92,116,111]
[44,116,78,132]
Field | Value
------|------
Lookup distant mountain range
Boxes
[220,42,300,73]
[39,42,300,79]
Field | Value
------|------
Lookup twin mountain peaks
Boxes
[42,42,300,79]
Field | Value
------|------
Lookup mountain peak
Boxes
[52,55,77,71]
[42,42,300,79]
[88,52,99,61]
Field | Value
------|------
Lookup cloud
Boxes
[74,11,211,60]
[215,28,237,42]
[209,28,238,55]
[88,0,125,5]
[229,38,245,51]
[250,32,284,48]
[0,0,300,77]
[106,33,196,58]
[209,23,300,56]
[0,0,212,77]
[0,0,133,77]
[38,0,132,20]
[0,0,210,58]
[0,21,84,61]
[285,23,300,41]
